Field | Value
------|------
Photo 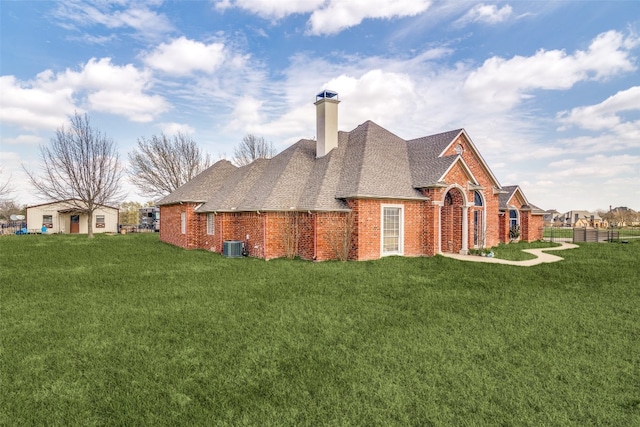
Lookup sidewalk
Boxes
[440,242,579,267]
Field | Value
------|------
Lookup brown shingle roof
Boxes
[157,160,237,205]
[162,121,511,212]
[336,121,423,199]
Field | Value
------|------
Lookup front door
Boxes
[70,215,80,234]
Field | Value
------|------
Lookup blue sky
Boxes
[1,0,639,212]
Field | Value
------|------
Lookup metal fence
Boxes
[0,221,28,235]
[544,227,639,243]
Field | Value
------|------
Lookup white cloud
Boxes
[307,0,432,35]
[547,154,640,179]
[159,122,196,135]
[142,37,227,76]
[2,135,44,145]
[87,90,167,123]
[464,30,638,109]
[214,0,324,18]
[0,75,76,130]
[52,0,174,40]
[323,70,417,128]
[213,0,432,35]
[558,86,640,131]
[227,96,264,131]
[0,58,169,130]
[457,3,513,25]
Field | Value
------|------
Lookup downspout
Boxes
[313,212,317,261]
[218,213,223,253]
[263,213,267,259]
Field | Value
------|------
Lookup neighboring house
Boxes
[607,206,638,227]
[26,200,119,234]
[543,209,561,226]
[557,210,606,228]
[158,91,544,261]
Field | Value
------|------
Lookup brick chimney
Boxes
[315,90,339,158]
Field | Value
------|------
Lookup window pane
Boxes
[474,191,483,206]
[207,213,214,235]
[383,207,400,253]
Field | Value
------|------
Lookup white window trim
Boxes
[381,204,404,257]
[206,213,215,235]
[181,212,186,234]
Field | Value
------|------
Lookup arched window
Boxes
[509,209,518,228]
[509,208,520,240]
[474,191,483,206]
[444,192,453,206]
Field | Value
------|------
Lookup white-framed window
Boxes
[181,212,186,234]
[42,215,53,228]
[206,213,214,235]
[509,209,519,229]
[381,204,403,256]
[95,214,106,228]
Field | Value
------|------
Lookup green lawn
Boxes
[2,234,639,426]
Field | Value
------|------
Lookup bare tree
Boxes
[232,134,276,166]
[0,166,13,199]
[23,112,124,238]
[0,199,24,221]
[128,133,211,198]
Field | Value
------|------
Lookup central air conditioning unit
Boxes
[223,240,244,258]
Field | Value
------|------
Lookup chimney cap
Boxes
[316,90,338,101]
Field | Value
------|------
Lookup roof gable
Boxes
[439,129,501,189]
[439,156,480,186]
[158,160,237,205]
[499,185,529,209]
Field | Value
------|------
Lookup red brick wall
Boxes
[499,197,545,243]
[521,213,544,242]
[346,199,430,261]
[441,135,501,248]
[421,189,442,256]
[160,203,201,249]
[530,215,544,241]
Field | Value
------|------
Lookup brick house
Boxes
[158,91,544,260]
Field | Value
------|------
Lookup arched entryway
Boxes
[441,187,465,253]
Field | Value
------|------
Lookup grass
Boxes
[488,240,561,261]
[2,234,639,426]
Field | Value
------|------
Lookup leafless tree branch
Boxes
[0,166,14,199]
[232,134,277,166]
[128,133,211,199]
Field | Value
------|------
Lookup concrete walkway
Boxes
[440,242,579,267]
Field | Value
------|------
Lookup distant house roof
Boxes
[158,121,504,212]
[26,199,119,211]
[559,210,603,221]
